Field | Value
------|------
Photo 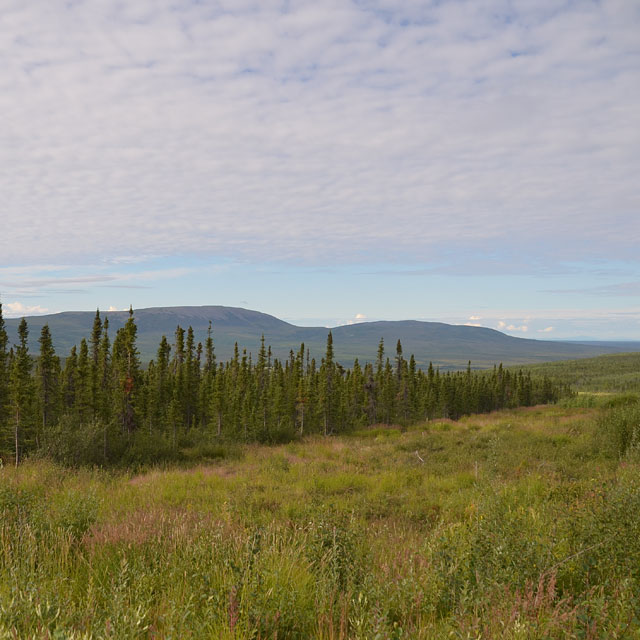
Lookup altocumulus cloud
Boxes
[4,302,49,318]
[1,0,639,268]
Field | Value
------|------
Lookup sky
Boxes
[1,0,639,339]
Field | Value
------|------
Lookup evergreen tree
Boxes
[9,318,35,466]
[408,354,418,422]
[168,326,186,444]
[199,322,216,429]
[36,324,61,445]
[211,362,226,437]
[0,309,567,462]
[97,318,112,423]
[0,301,9,451]
[395,340,409,424]
[112,307,141,434]
[89,309,102,416]
[255,335,270,435]
[150,335,172,434]
[183,326,199,429]
[363,362,376,424]
[320,332,336,435]
[63,345,78,411]
[381,358,395,423]
[293,343,306,435]
[204,322,216,374]
[75,339,92,423]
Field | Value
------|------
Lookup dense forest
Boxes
[516,351,640,393]
[0,306,563,466]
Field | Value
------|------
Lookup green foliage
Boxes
[111,307,142,435]
[9,315,640,636]
[41,419,128,467]
[0,312,567,467]
[2,403,640,637]
[36,324,62,439]
[595,398,640,458]
[0,302,10,453]
[50,487,100,540]
[519,352,640,393]
[8,318,36,465]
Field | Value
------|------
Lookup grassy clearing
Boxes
[2,401,640,638]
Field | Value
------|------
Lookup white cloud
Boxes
[344,313,369,326]
[469,315,482,321]
[4,302,49,318]
[0,0,638,268]
[419,309,640,340]
[496,319,528,333]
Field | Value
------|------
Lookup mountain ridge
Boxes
[4,305,639,369]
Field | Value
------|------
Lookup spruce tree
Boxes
[256,335,269,433]
[150,335,172,434]
[89,309,102,416]
[112,307,141,434]
[0,309,567,459]
[395,340,409,424]
[36,324,61,445]
[204,322,216,374]
[200,322,216,429]
[63,345,78,411]
[183,327,199,429]
[97,318,112,422]
[320,332,336,436]
[381,357,395,423]
[363,362,376,424]
[211,362,225,437]
[9,318,35,466]
[294,343,306,435]
[75,339,92,423]
[0,301,9,450]
[169,326,186,444]
[97,318,112,459]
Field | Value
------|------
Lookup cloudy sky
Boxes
[1,0,639,338]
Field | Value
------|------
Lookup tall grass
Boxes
[2,402,640,638]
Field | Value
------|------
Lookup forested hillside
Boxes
[5,305,636,368]
[516,352,640,393]
[0,306,563,467]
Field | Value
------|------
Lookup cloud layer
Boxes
[2,0,639,268]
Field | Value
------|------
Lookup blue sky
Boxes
[1,0,639,339]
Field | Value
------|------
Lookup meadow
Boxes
[2,385,640,638]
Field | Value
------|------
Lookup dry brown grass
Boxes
[83,507,226,550]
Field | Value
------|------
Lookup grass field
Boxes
[2,393,640,638]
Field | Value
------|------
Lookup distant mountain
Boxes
[4,305,638,369]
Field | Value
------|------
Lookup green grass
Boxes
[3,400,640,638]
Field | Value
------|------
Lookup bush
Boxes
[41,418,128,467]
[121,431,179,466]
[51,488,99,540]
[596,399,640,458]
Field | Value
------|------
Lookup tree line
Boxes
[0,305,564,466]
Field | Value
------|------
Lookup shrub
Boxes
[41,419,128,467]
[596,399,640,458]
[51,488,99,540]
